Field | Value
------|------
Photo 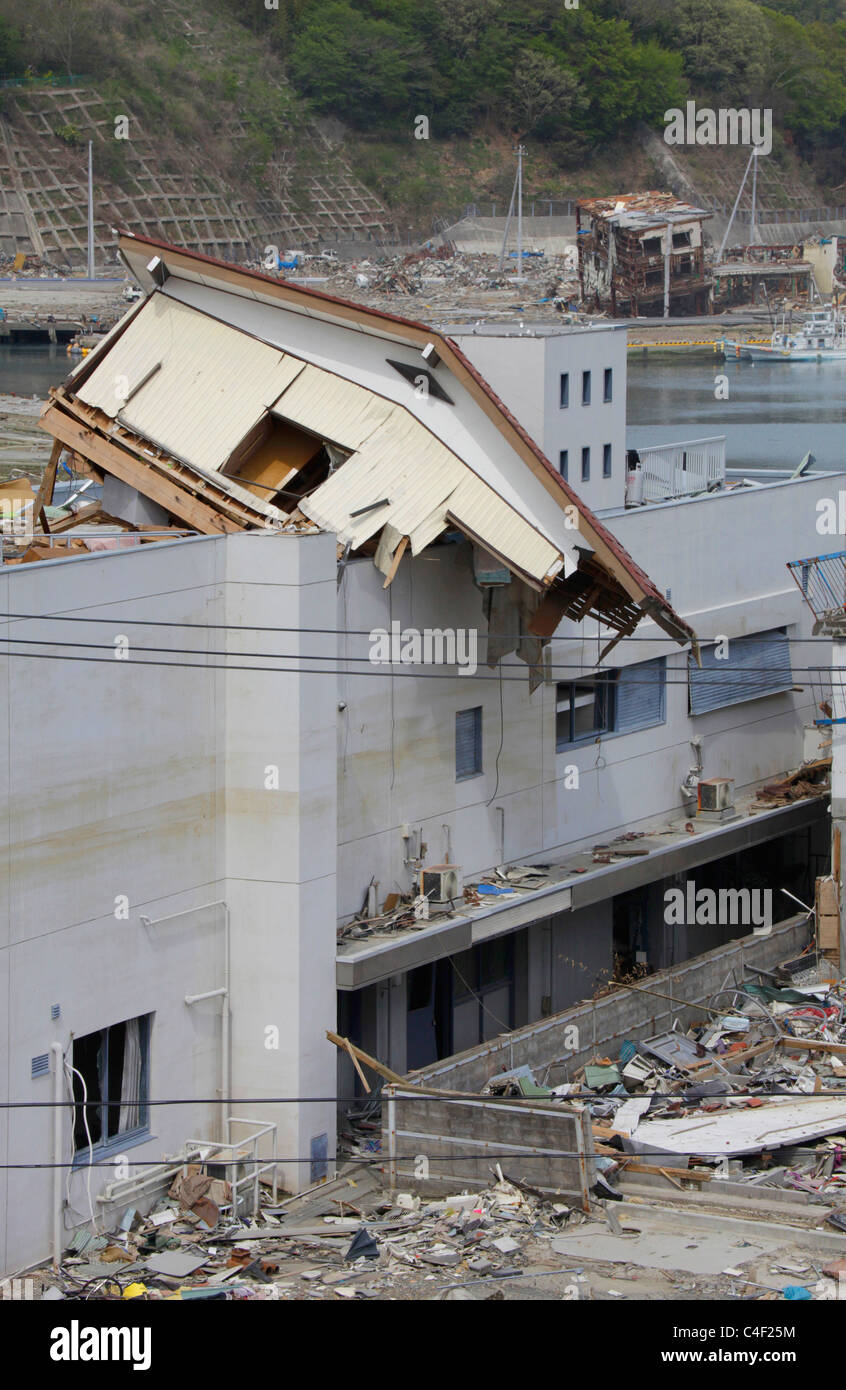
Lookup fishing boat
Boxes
[736,306,846,362]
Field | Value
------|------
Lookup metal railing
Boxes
[787,551,846,622]
[636,436,726,501]
[184,1118,278,1220]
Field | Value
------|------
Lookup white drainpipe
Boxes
[140,901,230,1141]
[50,1042,64,1268]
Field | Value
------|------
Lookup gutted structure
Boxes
[577,193,713,318]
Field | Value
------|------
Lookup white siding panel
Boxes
[78,294,304,472]
[302,403,569,584]
[272,364,396,450]
[446,472,566,583]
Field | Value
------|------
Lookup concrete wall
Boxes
[411,914,810,1094]
[334,471,838,926]
[452,327,628,513]
[0,531,338,1275]
[382,1085,596,1202]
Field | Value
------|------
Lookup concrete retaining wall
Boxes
[409,915,811,1094]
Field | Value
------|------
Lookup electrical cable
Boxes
[0,608,842,644]
[0,632,838,682]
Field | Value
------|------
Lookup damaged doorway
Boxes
[406,961,452,1071]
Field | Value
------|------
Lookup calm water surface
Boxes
[627,353,846,472]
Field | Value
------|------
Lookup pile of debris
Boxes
[483,954,846,1204]
[271,246,583,322]
[756,757,831,807]
[37,1166,591,1302]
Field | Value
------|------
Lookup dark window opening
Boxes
[581,370,591,406]
[559,373,569,408]
[559,449,568,479]
[603,367,613,403]
[581,446,590,481]
[672,230,692,249]
[557,659,666,749]
[71,1015,151,1155]
[603,443,612,478]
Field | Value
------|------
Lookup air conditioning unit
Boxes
[697,777,738,822]
[419,864,463,905]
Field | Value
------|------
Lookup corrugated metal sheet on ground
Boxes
[78,293,305,473]
[271,363,396,451]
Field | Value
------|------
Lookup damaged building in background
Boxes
[0,231,842,1276]
[577,193,713,317]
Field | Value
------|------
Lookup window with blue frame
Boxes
[71,1014,151,1159]
[556,658,666,749]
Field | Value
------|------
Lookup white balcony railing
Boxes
[633,436,726,503]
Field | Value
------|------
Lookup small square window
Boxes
[604,368,613,403]
[581,446,590,481]
[559,373,569,408]
[456,706,482,780]
[582,370,591,406]
[603,443,612,477]
[559,449,568,479]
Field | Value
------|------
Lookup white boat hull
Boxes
[739,344,846,362]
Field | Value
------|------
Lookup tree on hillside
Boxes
[508,50,584,135]
[289,1,434,127]
[16,0,112,78]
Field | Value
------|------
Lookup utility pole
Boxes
[516,143,524,284]
[86,140,95,280]
[750,146,758,247]
[498,144,526,279]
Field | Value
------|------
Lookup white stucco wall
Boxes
[335,473,841,924]
[0,531,338,1275]
[451,327,628,513]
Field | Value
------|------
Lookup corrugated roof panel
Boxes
[78,294,304,472]
[271,364,396,450]
[446,471,566,584]
[301,403,569,584]
[300,410,463,548]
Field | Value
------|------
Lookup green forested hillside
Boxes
[1,0,844,224]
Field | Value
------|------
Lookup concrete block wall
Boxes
[410,914,811,1094]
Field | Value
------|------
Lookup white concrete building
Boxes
[447,323,627,513]
[0,235,840,1274]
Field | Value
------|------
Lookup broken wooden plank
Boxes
[344,1038,371,1095]
[47,504,102,533]
[326,1030,403,1084]
[382,535,408,589]
[32,437,61,532]
[39,405,238,535]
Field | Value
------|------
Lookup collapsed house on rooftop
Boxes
[33,230,695,672]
